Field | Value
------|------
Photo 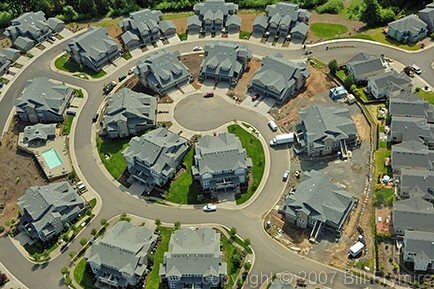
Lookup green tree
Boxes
[80,237,88,246]
[100,218,108,226]
[64,276,72,286]
[328,59,338,74]
[360,0,382,27]
[77,0,96,17]
[147,254,154,266]
[0,11,13,27]
[91,228,97,235]
[244,238,251,247]
[380,8,396,24]
[61,266,69,275]
[343,75,356,90]
[229,226,237,238]
[62,234,70,242]
[174,221,181,229]
[62,5,79,22]
[155,218,161,226]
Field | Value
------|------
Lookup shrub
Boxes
[61,267,69,275]
[317,0,344,14]
[174,221,181,229]
[100,218,107,226]
[229,226,237,237]
[155,219,161,226]
[328,59,338,74]
[91,228,97,235]
[0,226,4,233]
[79,238,87,246]
[415,87,421,92]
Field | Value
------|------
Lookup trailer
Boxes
[270,133,294,146]
[349,241,364,258]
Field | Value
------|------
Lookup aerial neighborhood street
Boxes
[0,0,433,289]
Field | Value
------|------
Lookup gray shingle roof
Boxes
[67,27,120,62]
[0,48,20,62]
[103,88,156,133]
[389,14,428,35]
[123,127,189,177]
[282,170,355,229]
[368,70,412,91]
[389,92,433,119]
[15,77,74,116]
[120,9,161,33]
[266,2,299,24]
[298,105,357,149]
[404,230,434,261]
[135,49,190,92]
[187,15,202,27]
[400,169,434,201]
[120,30,139,44]
[23,123,56,143]
[391,140,434,171]
[201,42,251,80]
[6,11,48,37]
[17,182,84,237]
[13,36,35,51]
[86,221,157,278]
[250,53,309,100]
[159,20,176,33]
[253,16,268,29]
[47,17,64,31]
[194,0,238,20]
[226,14,241,27]
[393,198,434,233]
[291,22,309,36]
[419,4,434,31]
[346,53,388,80]
[193,133,252,176]
[161,228,227,277]
[391,116,434,143]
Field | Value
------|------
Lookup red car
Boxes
[204,92,214,98]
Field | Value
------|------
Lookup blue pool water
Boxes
[41,148,63,169]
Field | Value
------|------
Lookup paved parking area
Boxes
[239,95,277,115]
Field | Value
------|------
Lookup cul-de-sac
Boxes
[0,0,433,288]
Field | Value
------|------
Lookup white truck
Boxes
[270,133,294,146]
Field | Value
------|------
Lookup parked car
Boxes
[267,120,278,132]
[203,204,217,212]
[128,66,136,75]
[204,92,214,98]
[66,111,76,116]
[193,46,202,51]
[410,64,422,75]
[92,113,99,123]
[282,170,289,181]
[118,74,127,82]
[49,35,56,41]
[295,170,301,179]
[103,81,117,94]
[252,94,259,101]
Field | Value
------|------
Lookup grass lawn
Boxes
[345,28,421,51]
[96,135,129,180]
[222,234,245,288]
[122,52,132,60]
[227,124,265,205]
[373,187,394,207]
[374,148,391,179]
[416,90,434,105]
[309,57,325,69]
[178,32,188,41]
[88,198,97,209]
[239,31,252,39]
[310,23,348,39]
[145,227,172,289]
[55,54,106,78]
[162,12,194,20]
[75,89,84,98]
[24,241,58,256]
[223,228,252,254]
[166,147,201,204]
[63,116,74,135]
[74,258,93,289]
[335,69,346,82]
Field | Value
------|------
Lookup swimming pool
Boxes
[41,148,63,169]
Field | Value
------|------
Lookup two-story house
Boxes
[101,88,157,138]
[248,53,310,104]
[392,198,434,235]
[119,9,176,50]
[134,50,191,96]
[187,0,240,34]
[85,221,158,288]
[200,42,252,87]
[403,230,434,271]
[367,70,413,100]
[15,77,75,123]
[387,14,428,44]
[4,11,64,52]
[122,128,189,191]
[160,227,227,289]
[295,105,358,157]
[345,52,390,83]
[0,48,20,77]
[398,169,434,201]
[17,182,85,243]
[280,170,356,238]
[66,27,120,72]
[192,133,252,197]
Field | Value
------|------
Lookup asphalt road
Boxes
[0,35,432,289]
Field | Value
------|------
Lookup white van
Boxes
[411,64,422,75]
[268,120,278,132]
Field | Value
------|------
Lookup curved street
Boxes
[0,35,432,289]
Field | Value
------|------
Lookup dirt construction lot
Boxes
[0,119,47,228]
[266,66,373,269]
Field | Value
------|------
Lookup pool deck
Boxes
[17,133,73,180]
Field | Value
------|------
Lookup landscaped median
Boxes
[54,54,106,79]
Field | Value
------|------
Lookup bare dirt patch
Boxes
[239,13,262,32]
[0,119,47,227]
[228,58,261,101]
[66,17,124,45]
[172,18,188,34]
[270,64,339,130]
[181,53,204,89]
[306,12,365,43]
[352,113,370,141]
